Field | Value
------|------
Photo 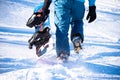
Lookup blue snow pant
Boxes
[54,0,85,57]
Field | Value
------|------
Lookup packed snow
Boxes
[0,0,120,80]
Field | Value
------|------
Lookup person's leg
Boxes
[54,0,72,57]
[71,1,85,42]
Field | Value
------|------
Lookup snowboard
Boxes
[27,10,51,57]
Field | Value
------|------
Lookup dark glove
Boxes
[39,9,50,24]
[34,8,50,17]
[41,8,50,16]
[86,6,96,23]
[35,8,50,21]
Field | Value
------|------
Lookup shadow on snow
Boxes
[0,26,34,34]
[84,62,120,76]
[0,26,33,46]
[0,58,36,74]
[0,0,39,7]
[85,35,120,49]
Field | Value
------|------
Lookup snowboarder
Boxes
[34,0,97,61]
[26,3,51,57]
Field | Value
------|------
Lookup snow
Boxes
[0,0,120,80]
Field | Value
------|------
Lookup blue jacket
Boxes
[34,0,96,13]
[51,0,95,6]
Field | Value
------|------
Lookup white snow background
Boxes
[0,0,120,80]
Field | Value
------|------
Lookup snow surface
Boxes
[0,0,120,80]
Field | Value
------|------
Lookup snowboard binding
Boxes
[28,27,51,57]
